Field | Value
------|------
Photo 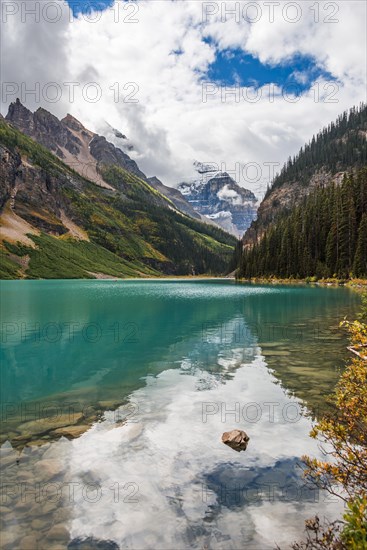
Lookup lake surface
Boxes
[0,280,360,549]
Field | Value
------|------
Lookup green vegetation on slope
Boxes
[268,103,367,194]
[0,120,237,279]
[0,252,22,279]
[61,165,236,275]
[239,169,367,279]
[0,118,81,178]
[3,235,160,279]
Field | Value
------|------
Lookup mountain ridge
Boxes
[5,100,203,219]
[0,105,237,279]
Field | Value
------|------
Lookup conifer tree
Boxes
[353,213,367,277]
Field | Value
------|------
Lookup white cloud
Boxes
[292,71,309,85]
[1,0,366,196]
[217,185,242,205]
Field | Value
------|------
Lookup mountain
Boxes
[0,101,237,279]
[244,104,367,246]
[178,168,258,237]
[93,123,202,221]
[5,99,200,217]
[147,176,202,220]
[237,104,367,279]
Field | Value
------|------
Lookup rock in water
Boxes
[68,537,119,549]
[222,430,249,452]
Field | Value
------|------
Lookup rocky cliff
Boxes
[179,170,258,237]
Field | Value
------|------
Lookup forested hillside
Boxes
[238,169,367,279]
[244,104,367,246]
[238,104,367,280]
[269,104,367,191]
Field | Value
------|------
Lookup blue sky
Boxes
[205,47,336,93]
[67,0,114,16]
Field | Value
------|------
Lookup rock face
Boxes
[99,121,135,152]
[147,176,201,220]
[0,144,21,209]
[222,429,249,452]
[179,170,258,237]
[5,99,202,221]
[6,99,83,159]
[89,134,146,180]
[0,140,77,236]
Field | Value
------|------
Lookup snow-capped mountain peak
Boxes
[178,165,258,237]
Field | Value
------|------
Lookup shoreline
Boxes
[1,275,367,286]
[0,275,235,282]
[235,277,367,288]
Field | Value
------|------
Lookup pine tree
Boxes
[353,213,367,277]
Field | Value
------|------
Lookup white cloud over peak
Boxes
[1,0,366,196]
[217,184,242,205]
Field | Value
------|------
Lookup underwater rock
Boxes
[68,537,119,549]
[52,425,89,438]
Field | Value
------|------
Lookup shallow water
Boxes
[0,280,360,549]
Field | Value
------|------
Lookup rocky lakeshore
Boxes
[1,439,73,549]
[0,399,143,549]
[1,397,132,451]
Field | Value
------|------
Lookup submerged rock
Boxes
[68,537,119,549]
[19,534,40,550]
[34,458,63,480]
[45,524,70,541]
[221,430,249,452]
[52,425,89,438]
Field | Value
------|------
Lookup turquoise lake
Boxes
[0,280,361,549]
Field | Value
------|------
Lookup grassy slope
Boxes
[0,252,22,279]
[2,236,160,279]
[0,120,236,279]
